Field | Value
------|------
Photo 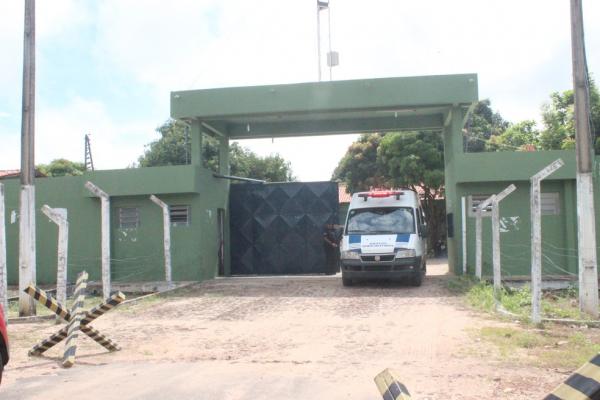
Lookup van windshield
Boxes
[346,207,415,234]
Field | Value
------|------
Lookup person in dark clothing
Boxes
[323,224,343,274]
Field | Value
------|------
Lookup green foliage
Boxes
[539,80,600,151]
[331,133,386,192]
[464,99,509,152]
[488,120,540,150]
[137,119,294,182]
[37,158,86,177]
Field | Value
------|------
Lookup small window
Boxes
[541,192,560,215]
[119,207,140,229]
[170,205,190,226]
[468,194,494,217]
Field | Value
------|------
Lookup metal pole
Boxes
[150,195,172,287]
[475,195,494,280]
[84,182,111,299]
[327,3,333,81]
[41,206,68,316]
[570,0,599,317]
[461,196,467,275]
[0,184,7,318]
[530,159,564,324]
[491,184,516,297]
[19,0,36,316]
[316,1,322,81]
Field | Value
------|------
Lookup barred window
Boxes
[170,205,190,226]
[118,207,140,229]
[468,194,494,217]
[541,192,560,215]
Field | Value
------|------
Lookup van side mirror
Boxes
[419,224,428,238]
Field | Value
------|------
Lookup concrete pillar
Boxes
[443,106,465,273]
[218,136,230,175]
[189,119,202,167]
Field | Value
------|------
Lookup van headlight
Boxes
[341,250,360,260]
[395,249,416,259]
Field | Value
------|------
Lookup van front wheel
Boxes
[411,269,423,287]
[342,275,354,287]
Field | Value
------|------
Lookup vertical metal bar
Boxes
[570,0,599,317]
[19,0,36,317]
[461,196,467,275]
[475,208,482,280]
[316,2,322,81]
[0,183,7,318]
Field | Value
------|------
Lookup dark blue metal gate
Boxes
[229,181,339,275]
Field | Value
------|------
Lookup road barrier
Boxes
[24,271,125,367]
[544,353,600,400]
[374,368,411,400]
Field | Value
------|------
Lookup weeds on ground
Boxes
[475,326,600,369]
[446,277,591,321]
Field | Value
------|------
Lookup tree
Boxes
[487,120,541,151]
[539,80,600,152]
[464,100,509,152]
[331,133,387,192]
[378,131,446,249]
[37,159,86,177]
[138,119,294,182]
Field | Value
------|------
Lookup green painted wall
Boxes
[2,164,229,285]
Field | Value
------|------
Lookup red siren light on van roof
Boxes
[358,190,404,201]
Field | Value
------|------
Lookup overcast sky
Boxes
[0,1,599,181]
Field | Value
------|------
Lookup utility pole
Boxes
[570,0,599,317]
[19,0,36,316]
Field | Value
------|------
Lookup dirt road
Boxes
[2,259,563,399]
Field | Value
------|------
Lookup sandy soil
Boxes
[1,259,566,399]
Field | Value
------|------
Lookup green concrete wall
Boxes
[2,165,229,285]
[447,149,600,278]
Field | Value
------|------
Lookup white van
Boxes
[340,189,428,286]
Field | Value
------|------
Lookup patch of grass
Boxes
[449,277,595,321]
[475,326,600,370]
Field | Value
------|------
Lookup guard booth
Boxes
[170,74,479,276]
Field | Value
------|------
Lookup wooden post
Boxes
[149,195,172,286]
[570,0,599,317]
[491,184,516,297]
[18,0,37,317]
[84,182,110,299]
[475,195,494,280]
[0,183,7,317]
[530,159,564,324]
[41,205,68,317]
[461,196,467,275]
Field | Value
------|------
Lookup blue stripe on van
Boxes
[349,235,361,244]
[396,234,410,242]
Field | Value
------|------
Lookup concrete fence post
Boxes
[461,196,467,275]
[41,205,68,317]
[0,183,7,318]
[530,159,564,324]
[475,195,494,280]
[149,195,172,287]
[491,184,517,298]
[84,182,111,299]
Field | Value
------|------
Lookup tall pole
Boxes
[570,0,599,317]
[0,184,7,318]
[491,184,516,298]
[316,1,322,81]
[19,0,36,316]
[150,195,172,287]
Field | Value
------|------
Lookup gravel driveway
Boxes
[1,259,562,399]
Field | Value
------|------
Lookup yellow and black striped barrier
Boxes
[28,291,125,356]
[24,271,126,367]
[374,368,412,400]
[544,353,600,400]
[62,271,87,368]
